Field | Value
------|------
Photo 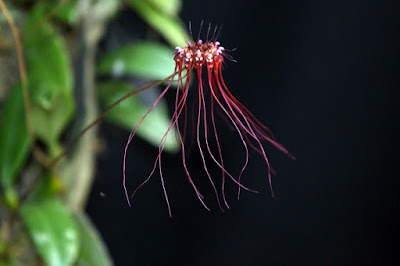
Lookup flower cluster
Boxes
[123,39,294,216]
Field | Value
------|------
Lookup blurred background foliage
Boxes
[0,0,189,265]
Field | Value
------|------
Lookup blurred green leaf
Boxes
[23,3,74,155]
[30,172,64,201]
[3,188,18,210]
[20,198,80,266]
[52,0,79,26]
[98,81,180,152]
[30,93,71,156]
[24,3,73,101]
[97,41,188,87]
[97,41,175,80]
[0,85,29,201]
[144,0,182,17]
[74,212,113,266]
[128,0,190,47]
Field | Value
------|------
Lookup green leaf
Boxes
[98,81,180,152]
[74,212,113,266]
[30,172,64,201]
[30,93,71,156]
[128,0,190,47]
[20,198,80,266]
[97,41,188,88]
[24,4,73,101]
[52,0,79,26]
[0,85,29,196]
[97,41,176,80]
[23,3,74,155]
[144,0,182,17]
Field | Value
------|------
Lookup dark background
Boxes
[86,1,399,264]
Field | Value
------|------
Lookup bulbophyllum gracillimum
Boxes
[123,33,295,217]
